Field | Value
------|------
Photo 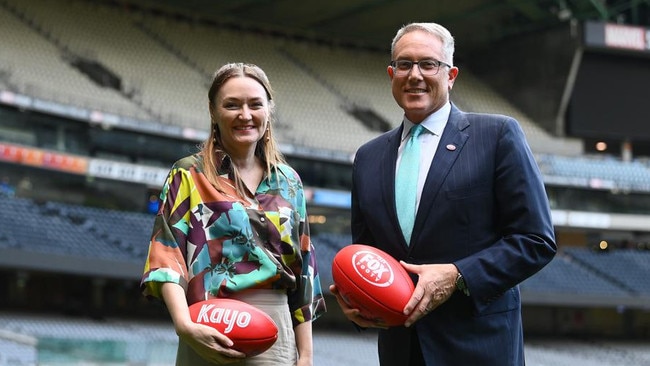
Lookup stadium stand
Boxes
[520,252,631,297]
[1,311,649,366]
[4,193,650,303]
[0,0,588,157]
[0,197,148,263]
[1,0,650,364]
[450,71,583,156]
[3,0,204,125]
[524,338,650,366]
[539,154,650,192]
[2,193,649,312]
[0,3,148,120]
[0,339,37,366]
[139,16,380,153]
[0,312,176,365]
[564,248,650,296]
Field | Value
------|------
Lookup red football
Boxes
[332,244,415,326]
[188,298,278,356]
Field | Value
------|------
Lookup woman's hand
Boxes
[161,283,246,364]
[175,319,246,364]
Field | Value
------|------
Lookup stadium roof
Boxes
[126,0,647,51]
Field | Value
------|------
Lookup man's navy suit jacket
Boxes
[351,104,557,366]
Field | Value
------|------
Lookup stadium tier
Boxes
[0,0,587,156]
[1,195,649,308]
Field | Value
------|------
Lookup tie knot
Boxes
[410,124,425,139]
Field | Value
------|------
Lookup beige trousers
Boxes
[175,290,297,366]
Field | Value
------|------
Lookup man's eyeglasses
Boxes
[390,59,451,76]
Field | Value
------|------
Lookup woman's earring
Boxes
[265,127,270,142]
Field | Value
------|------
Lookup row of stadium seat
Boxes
[0,197,150,262]
[2,196,649,298]
[8,0,650,194]
[0,311,648,366]
[0,1,148,119]
[538,154,650,192]
[6,0,650,193]
[0,0,582,156]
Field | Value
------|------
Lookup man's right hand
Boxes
[329,284,388,329]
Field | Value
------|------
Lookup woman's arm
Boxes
[294,320,313,366]
[161,283,246,363]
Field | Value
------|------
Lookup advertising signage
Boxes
[584,20,650,54]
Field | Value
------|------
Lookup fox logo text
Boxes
[195,304,252,333]
[352,250,395,287]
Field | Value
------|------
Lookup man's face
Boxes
[387,30,458,123]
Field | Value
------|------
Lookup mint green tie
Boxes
[396,124,424,245]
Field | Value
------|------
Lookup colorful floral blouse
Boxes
[141,154,326,326]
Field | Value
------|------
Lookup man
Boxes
[330,22,557,365]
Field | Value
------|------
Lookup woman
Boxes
[141,63,326,365]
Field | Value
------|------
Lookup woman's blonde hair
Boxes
[200,62,285,196]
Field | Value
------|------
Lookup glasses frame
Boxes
[390,59,452,76]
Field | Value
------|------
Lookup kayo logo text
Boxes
[194,304,252,334]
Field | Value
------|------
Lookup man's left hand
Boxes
[400,262,458,327]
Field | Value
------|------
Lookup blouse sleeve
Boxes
[140,163,193,300]
[282,165,327,326]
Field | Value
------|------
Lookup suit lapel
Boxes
[381,126,405,244]
[411,107,469,245]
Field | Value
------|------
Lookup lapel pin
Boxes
[446,144,456,151]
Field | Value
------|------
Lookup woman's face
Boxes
[213,76,270,155]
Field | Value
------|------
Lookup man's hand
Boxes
[400,262,459,327]
[329,284,389,329]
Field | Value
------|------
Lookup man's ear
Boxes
[447,67,459,91]
[387,65,394,79]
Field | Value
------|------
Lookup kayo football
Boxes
[332,244,415,326]
[188,298,278,356]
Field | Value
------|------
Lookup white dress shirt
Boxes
[396,102,451,210]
